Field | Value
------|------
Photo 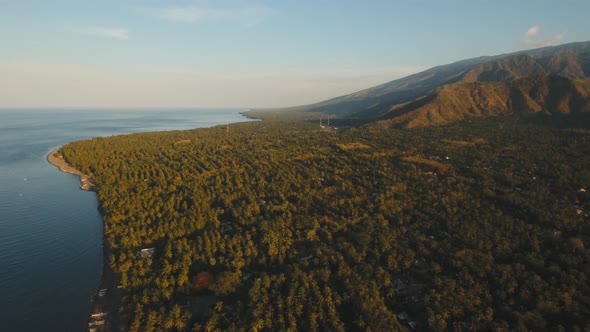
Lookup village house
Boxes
[140,247,155,258]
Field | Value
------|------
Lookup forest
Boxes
[59,116,590,331]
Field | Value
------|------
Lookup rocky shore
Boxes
[47,151,95,191]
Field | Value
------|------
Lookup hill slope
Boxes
[372,76,590,128]
[258,41,590,126]
[458,52,590,84]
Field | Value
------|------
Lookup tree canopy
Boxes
[60,117,590,331]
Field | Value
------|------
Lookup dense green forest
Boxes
[60,116,590,331]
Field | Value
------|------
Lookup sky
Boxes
[1,0,589,109]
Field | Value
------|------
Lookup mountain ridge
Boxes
[255,41,590,127]
[372,76,590,128]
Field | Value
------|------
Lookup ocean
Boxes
[0,109,252,332]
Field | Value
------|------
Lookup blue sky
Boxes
[1,0,589,108]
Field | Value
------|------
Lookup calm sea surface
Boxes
[0,109,252,332]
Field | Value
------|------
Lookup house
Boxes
[297,247,314,262]
[393,279,407,293]
[90,312,107,319]
[140,248,155,258]
[221,224,234,234]
[299,255,313,262]
[191,272,215,290]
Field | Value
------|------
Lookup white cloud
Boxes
[76,27,129,40]
[525,25,539,38]
[152,4,272,25]
[521,25,565,48]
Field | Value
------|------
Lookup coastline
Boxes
[43,113,256,332]
[47,151,95,191]
[47,150,118,332]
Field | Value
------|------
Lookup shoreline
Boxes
[47,151,95,191]
[44,113,255,332]
[47,150,118,332]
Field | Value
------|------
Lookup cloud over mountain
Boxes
[522,25,565,47]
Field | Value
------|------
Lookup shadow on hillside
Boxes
[523,113,590,129]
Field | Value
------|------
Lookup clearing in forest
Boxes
[336,142,371,150]
[401,155,453,174]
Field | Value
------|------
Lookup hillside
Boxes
[373,76,590,128]
[252,41,590,126]
[459,52,590,83]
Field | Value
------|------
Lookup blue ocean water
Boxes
[0,109,252,332]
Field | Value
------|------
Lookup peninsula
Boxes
[47,151,95,191]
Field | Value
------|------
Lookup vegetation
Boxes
[59,116,590,331]
[375,76,590,128]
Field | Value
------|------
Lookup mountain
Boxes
[458,52,590,83]
[262,41,590,127]
[372,76,590,128]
